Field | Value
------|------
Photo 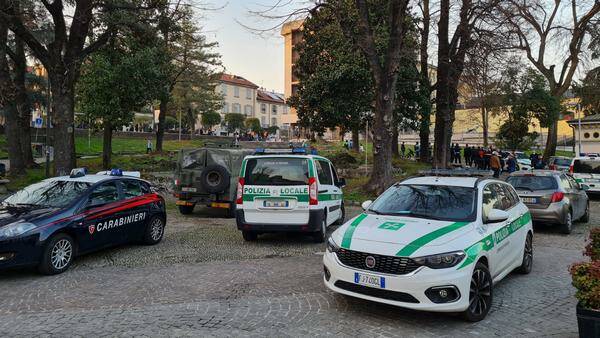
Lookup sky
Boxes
[201,1,293,94]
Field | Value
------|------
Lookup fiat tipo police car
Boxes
[235,148,345,242]
[0,168,166,275]
[324,172,533,321]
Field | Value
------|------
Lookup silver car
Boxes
[506,170,589,234]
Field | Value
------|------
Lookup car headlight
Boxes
[412,251,466,269]
[0,222,37,239]
[326,237,341,253]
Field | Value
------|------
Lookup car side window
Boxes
[566,175,580,190]
[493,184,511,210]
[88,182,120,207]
[316,160,333,185]
[482,185,499,220]
[331,164,339,185]
[500,184,517,209]
[559,175,571,190]
[121,180,144,199]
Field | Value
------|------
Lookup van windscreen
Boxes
[245,158,309,186]
[573,160,600,174]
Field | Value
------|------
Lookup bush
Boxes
[328,151,359,169]
[571,228,600,310]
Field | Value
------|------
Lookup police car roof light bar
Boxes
[253,147,307,155]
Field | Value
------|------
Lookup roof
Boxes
[567,113,600,124]
[218,74,258,89]
[401,176,481,187]
[257,90,285,104]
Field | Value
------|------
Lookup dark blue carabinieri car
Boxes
[0,169,166,275]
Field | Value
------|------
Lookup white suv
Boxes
[324,175,533,321]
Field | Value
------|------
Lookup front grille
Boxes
[335,249,420,275]
[334,281,419,303]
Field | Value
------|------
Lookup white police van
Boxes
[235,148,345,242]
[570,156,600,193]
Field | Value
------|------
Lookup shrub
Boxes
[328,151,359,169]
[571,229,600,310]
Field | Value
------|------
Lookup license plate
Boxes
[354,272,385,289]
[181,187,197,192]
[521,197,538,204]
[263,200,289,208]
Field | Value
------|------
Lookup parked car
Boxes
[506,171,589,234]
[570,156,600,194]
[547,156,572,171]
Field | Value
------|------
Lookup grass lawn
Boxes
[75,135,205,156]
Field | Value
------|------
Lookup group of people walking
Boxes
[449,143,522,178]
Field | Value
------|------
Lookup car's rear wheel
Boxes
[144,216,165,245]
[560,211,573,234]
[38,233,75,275]
[463,262,493,322]
[312,215,327,243]
[178,204,195,215]
[242,230,257,241]
[516,232,533,274]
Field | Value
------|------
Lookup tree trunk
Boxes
[102,121,112,169]
[543,120,557,160]
[13,36,34,167]
[419,106,431,163]
[352,128,360,151]
[50,73,76,175]
[366,78,394,194]
[391,125,399,157]
[4,103,26,175]
[481,106,488,147]
[156,99,167,151]
[418,0,431,163]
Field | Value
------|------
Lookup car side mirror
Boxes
[361,200,372,211]
[485,209,509,223]
[580,184,590,191]
[337,178,346,188]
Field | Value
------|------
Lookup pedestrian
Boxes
[507,153,517,173]
[490,151,501,178]
[348,138,353,150]
[478,147,485,169]
[414,142,420,159]
[464,144,471,167]
[450,144,455,163]
[146,138,152,154]
[454,143,461,165]
[400,142,406,158]
[343,140,349,150]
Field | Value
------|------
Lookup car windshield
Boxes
[245,157,309,186]
[553,158,572,166]
[573,160,600,174]
[367,184,477,222]
[4,180,91,208]
[507,176,558,191]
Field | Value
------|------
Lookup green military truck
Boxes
[174,145,255,216]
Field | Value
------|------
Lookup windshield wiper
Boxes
[388,211,445,220]
[514,186,534,191]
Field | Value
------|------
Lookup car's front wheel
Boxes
[38,233,75,275]
[463,262,493,322]
[516,232,533,274]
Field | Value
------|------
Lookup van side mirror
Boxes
[485,209,509,223]
[361,200,372,211]
[337,178,346,188]
[580,184,590,191]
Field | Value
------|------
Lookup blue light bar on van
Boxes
[110,168,123,176]
[253,147,307,155]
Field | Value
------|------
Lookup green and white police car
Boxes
[324,173,533,321]
[235,148,345,242]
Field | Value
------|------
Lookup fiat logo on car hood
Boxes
[365,256,376,268]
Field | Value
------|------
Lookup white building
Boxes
[256,90,289,133]
[214,74,259,134]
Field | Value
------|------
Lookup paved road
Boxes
[0,201,596,337]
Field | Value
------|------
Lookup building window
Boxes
[221,102,229,113]
[246,88,252,99]
[272,105,277,115]
[283,106,288,114]
[244,105,253,115]
[232,103,241,113]
[261,116,266,126]
[595,132,599,139]
[220,84,227,95]
[271,117,277,126]
[584,132,591,139]
[234,86,240,98]
[261,103,266,114]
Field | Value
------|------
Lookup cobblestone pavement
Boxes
[0,199,598,337]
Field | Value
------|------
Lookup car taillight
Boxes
[308,177,318,205]
[174,179,180,186]
[551,192,564,203]
[236,178,244,204]
[569,165,574,173]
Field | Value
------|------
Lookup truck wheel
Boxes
[200,164,230,193]
[38,233,75,275]
[227,202,237,218]
[242,231,257,241]
[178,204,195,215]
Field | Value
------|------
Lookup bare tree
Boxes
[417,0,432,162]
[498,0,600,159]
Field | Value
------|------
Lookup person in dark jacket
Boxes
[464,144,471,166]
[507,154,517,173]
